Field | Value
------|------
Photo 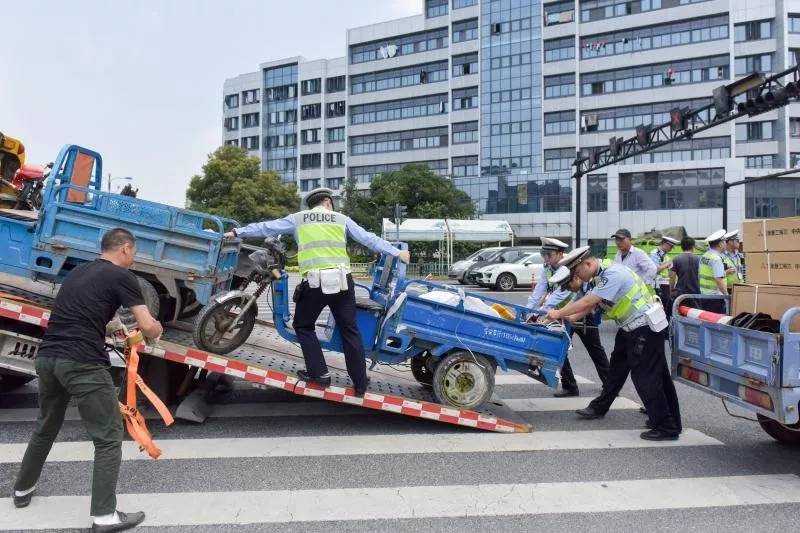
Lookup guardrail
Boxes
[351,262,449,278]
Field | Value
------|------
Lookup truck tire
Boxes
[410,354,435,387]
[432,351,495,409]
[0,374,35,393]
[495,273,516,292]
[757,414,800,445]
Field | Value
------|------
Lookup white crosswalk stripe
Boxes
[3,475,799,530]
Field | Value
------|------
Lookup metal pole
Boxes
[394,203,400,242]
[574,173,582,247]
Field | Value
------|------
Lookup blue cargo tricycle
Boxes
[193,239,570,409]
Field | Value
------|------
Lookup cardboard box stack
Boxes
[735,216,800,331]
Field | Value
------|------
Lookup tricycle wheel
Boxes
[757,414,800,445]
[495,273,516,292]
[0,374,35,393]
[410,354,435,387]
[432,351,495,409]
[115,277,160,327]
[193,296,257,354]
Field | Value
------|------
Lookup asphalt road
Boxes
[1,280,799,532]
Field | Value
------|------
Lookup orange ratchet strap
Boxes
[119,331,174,459]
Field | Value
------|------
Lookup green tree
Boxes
[186,145,299,225]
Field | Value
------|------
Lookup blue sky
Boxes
[1,0,420,207]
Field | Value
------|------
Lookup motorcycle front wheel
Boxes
[192,295,258,354]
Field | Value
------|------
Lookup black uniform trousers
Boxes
[292,274,368,390]
[657,284,672,322]
[588,326,682,434]
[560,317,609,390]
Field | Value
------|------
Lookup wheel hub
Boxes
[442,361,487,406]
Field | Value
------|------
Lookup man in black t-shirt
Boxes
[13,228,162,533]
[670,236,701,309]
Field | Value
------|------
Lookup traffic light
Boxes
[393,203,408,224]
[635,124,650,147]
[670,108,688,132]
[608,136,623,157]
[765,87,787,107]
[589,148,600,166]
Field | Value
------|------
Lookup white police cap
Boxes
[558,245,592,270]
[724,230,739,241]
[706,229,726,244]
[661,236,680,246]
[301,187,334,210]
[541,237,570,252]
[548,266,571,287]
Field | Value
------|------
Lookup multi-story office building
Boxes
[222,0,800,249]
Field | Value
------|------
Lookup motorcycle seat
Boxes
[355,297,384,312]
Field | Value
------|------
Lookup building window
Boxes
[544,73,576,99]
[452,0,477,8]
[326,152,345,168]
[489,88,532,103]
[489,52,532,69]
[325,101,346,119]
[326,75,346,93]
[301,103,321,120]
[734,20,772,42]
[580,97,714,133]
[351,94,448,125]
[326,177,345,190]
[735,121,774,142]
[300,179,321,193]
[327,127,345,143]
[453,53,478,77]
[350,61,448,94]
[791,14,800,34]
[224,94,239,108]
[581,55,728,96]
[426,0,448,18]
[224,117,239,131]
[452,156,479,177]
[350,28,448,64]
[350,160,448,184]
[791,118,800,138]
[265,84,297,101]
[350,127,449,155]
[242,90,259,105]
[544,111,576,136]
[581,0,712,23]
[452,18,478,43]
[242,136,259,151]
[545,1,575,26]
[740,155,777,169]
[266,134,297,149]
[224,139,238,147]
[746,178,800,219]
[588,175,607,212]
[735,54,773,76]
[242,112,259,128]
[300,153,321,169]
[544,37,575,63]
[452,86,478,110]
[301,78,321,95]
[267,110,296,124]
[544,148,575,172]
[452,121,478,144]
[620,168,724,211]
[488,17,532,36]
[301,129,320,145]
[581,15,728,59]
[792,153,800,167]
[266,157,297,172]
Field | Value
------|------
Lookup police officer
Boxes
[612,229,657,287]
[721,230,743,290]
[698,229,728,314]
[527,238,609,396]
[546,247,682,441]
[650,236,679,323]
[226,188,410,395]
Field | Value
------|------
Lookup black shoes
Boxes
[12,489,34,508]
[297,370,331,387]
[354,378,371,397]
[640,428,680,441]
[554,387,579,398]
[91,511,146,532]
[575,406,605,419]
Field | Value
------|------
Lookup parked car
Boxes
[474,252,545,291]
[448,247,503,284]
[464,247,541,285]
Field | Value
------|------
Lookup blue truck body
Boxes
[671,294,800,442]
[0,144,240,320]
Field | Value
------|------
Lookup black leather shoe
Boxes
[297,370,331,387]
[554,387,579,398]
[575,406,605,419]
[640,429,679,441]
[12,489,34,508]
[354,378,371,397]
[92,511,145,532]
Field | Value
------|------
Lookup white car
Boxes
[447,247,503,284]
[473,253,545,292]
